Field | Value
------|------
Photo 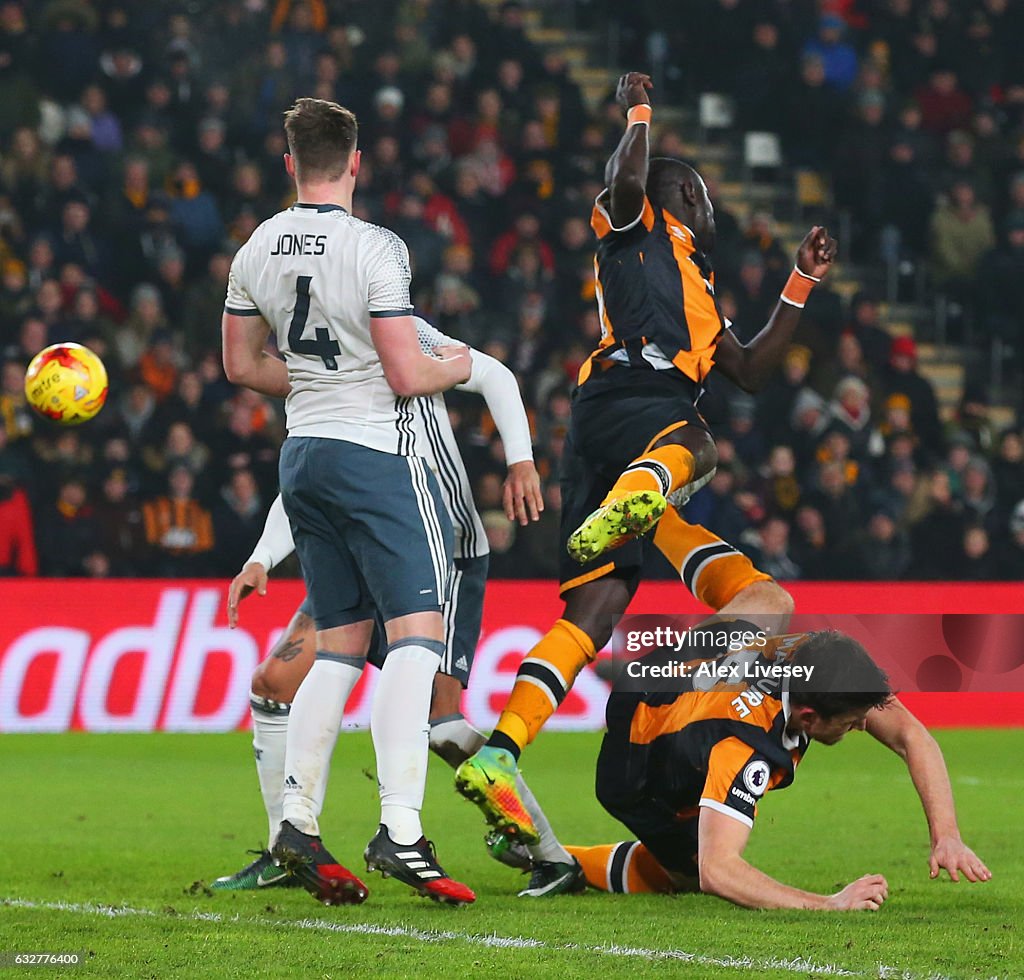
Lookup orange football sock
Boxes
[565,842,677,894]
[601,443,695,505]
[653,507,771,609]
[491,619,596,753]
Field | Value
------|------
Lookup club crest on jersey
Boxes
[742,760,771,797]
[271,233,327,256]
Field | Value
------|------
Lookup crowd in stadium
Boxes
[0,0,1023,582]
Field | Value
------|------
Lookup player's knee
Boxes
[689,427,718,477]
[250,662,274,700]
[656,424,717,477]
[251,658,301,703]
[739,579,795,617]
[564,580,633,650]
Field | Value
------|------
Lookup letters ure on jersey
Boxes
[225,202,416,455]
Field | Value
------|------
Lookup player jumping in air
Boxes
[456,71,838,843]
[563,623,992,908]
[222,98,476,904]
[214,319,587,899]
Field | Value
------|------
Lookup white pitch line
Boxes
[2,897,983,980]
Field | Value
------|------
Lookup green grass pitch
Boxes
[0,729,1019,979]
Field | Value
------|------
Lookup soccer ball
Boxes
[24,343,109,425]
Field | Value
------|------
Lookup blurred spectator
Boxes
[929,180,995,306]
[143,420,210,490]
[843,508,912,580]
[959,524,996,580]
[511,481,561,579]
[814,331,872,399]
[116,284,168,371]
[841,293,892,371]
[166,160,223,260]
[834,91,889,245]
[960,456,998,531]
[828,378,876,460]
[801,14,858,93]
[212,395,280,493]
[881,134,935,259]
[752,517,801,581]
[915,66,973,136]
[757,445,802,519]
[806,459,862,552]
[701,465,751,546]
[142,466,214,576]
[213,468,265,575]
[489,211,554,279]
[79,84,123,153]
[0,422,37,575]
[908,470,964,578]
[981,213,1024,355]
[952,385,997,454]
[92,467,148,575]
[880,337,944,457]
[138,331,180,403]
[996,501,1024,579]
[732,20,789,134]
[37,477,98,576]
[481,509,519,577]
[0,358,34,440]
[789,504,830,580]
[992,429,1024,515]
[758,344,812,447]
[728,251,780,334]
[788,388,830,472]
[782,54,845,169]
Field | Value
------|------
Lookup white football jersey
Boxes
[412,318,488,559]
[225,203,417,454]
[247,321,488,564]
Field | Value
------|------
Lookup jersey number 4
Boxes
[288,275,340,370]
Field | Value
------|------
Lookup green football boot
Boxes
[211,849,299,891]
[566,490,667,564]
[455,746,539,845]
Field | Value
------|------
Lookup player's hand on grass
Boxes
[796,226,838,280]
[616,71,652,112]
[929,836,992,883]
[227,561,268,628]
[433,344,473,384]
[825,873,888,911]
[503,460,543,526]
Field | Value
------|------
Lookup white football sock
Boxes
[517,772,574,866]
[428,713,485,767]
[250,694,290,846]
[372,638,443,846]
[427,712,570,863]
[281,654,364,837]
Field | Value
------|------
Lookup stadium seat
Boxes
[698,92,734,143]
[743,131,783,185]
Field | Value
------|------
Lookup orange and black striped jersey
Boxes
[142,496,214,555]
[610,628,814,828]
[578,190,725,395]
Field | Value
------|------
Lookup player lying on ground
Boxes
[223,98,477,904]
[563,625,991,908]
[215,318,587,900]
[456,70,837,845]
